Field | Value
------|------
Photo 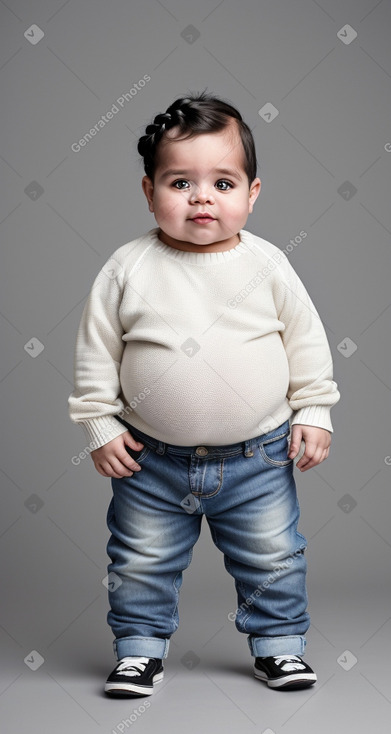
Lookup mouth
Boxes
[190,214,216,224]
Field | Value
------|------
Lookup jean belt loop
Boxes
[243,438,254,457]
[156,440,166,455]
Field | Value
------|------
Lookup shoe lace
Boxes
[273,655,306,672]
[117,656,150,677]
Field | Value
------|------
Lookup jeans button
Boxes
[195,446,208,457]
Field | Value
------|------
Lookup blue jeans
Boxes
[106,418,310,661]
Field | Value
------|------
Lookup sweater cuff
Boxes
[290,405,334,433]
[79,415,130,449]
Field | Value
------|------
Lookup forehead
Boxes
[156,123,246,174]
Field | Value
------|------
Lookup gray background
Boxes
[1,0,390,731]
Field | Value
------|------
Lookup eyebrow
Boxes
[159,167,243,181]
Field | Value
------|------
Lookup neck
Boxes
[157,229,240,253]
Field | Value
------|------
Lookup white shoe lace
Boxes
[273,655,306,672]
[117,656,150,677]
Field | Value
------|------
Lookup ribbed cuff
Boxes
[79,415,129,449]
[290,405,333,433]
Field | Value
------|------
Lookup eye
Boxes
[215,180,233,190]
[172,180,189,189]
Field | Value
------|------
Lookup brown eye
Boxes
[216,180,233,190]
[173,180,189,189]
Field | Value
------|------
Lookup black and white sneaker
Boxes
[254,655,317,689]
[104,656,164,697]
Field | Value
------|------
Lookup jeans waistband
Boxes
[114,416,290,459]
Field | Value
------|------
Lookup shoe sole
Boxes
[105,671,164,697]
[254,668,317,689]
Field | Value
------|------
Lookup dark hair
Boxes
[137,90,257,187]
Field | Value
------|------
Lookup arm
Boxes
[68,260,132,449]
[68,261,145,477]
[276,255,340,470]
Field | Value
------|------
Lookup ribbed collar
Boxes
[147,227,257,265]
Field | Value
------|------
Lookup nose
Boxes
[189,182,215,205]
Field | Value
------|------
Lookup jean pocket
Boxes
[259,428,292,467]
[125,444,152,464]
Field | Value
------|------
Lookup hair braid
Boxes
[137,98,193,178]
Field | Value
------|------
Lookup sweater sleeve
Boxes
[68,262,130,449]
[275,255,340,433]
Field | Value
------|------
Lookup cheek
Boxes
[155,192,184,217]
[222,197,249,218]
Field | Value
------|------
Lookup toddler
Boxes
[68,91,340,695]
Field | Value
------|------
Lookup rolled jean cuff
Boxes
[247,635,306,658]
[114,636,170,660]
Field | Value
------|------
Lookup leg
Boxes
[204,424,310,657]
[106,447,202,660]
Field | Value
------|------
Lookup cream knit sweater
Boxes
[68,227,340,448]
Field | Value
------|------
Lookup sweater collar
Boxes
[148,227,256,265]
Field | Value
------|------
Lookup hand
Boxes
[91,432,145,478]
[288,424,331,472]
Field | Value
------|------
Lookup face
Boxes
[141,122,261,252]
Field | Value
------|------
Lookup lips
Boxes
[191,213,215,222]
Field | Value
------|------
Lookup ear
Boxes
[142,176,154,212]
[248,177,261,214]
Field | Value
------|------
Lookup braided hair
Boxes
[137,90,257,186]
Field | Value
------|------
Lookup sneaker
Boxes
[104,656,164,697]
[254,655,317,689]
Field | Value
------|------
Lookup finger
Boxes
[97,456,140,478]
[297,446,328,472]
[121,451,143,474]
[295,444,319,470]
[114,450,146,476]
[288,430,303,458]
[288,443,299,458]
[123,433,145,451]
[96,464,114,478]
[97,458,132,478]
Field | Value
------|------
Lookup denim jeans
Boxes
[106,418,310,661]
